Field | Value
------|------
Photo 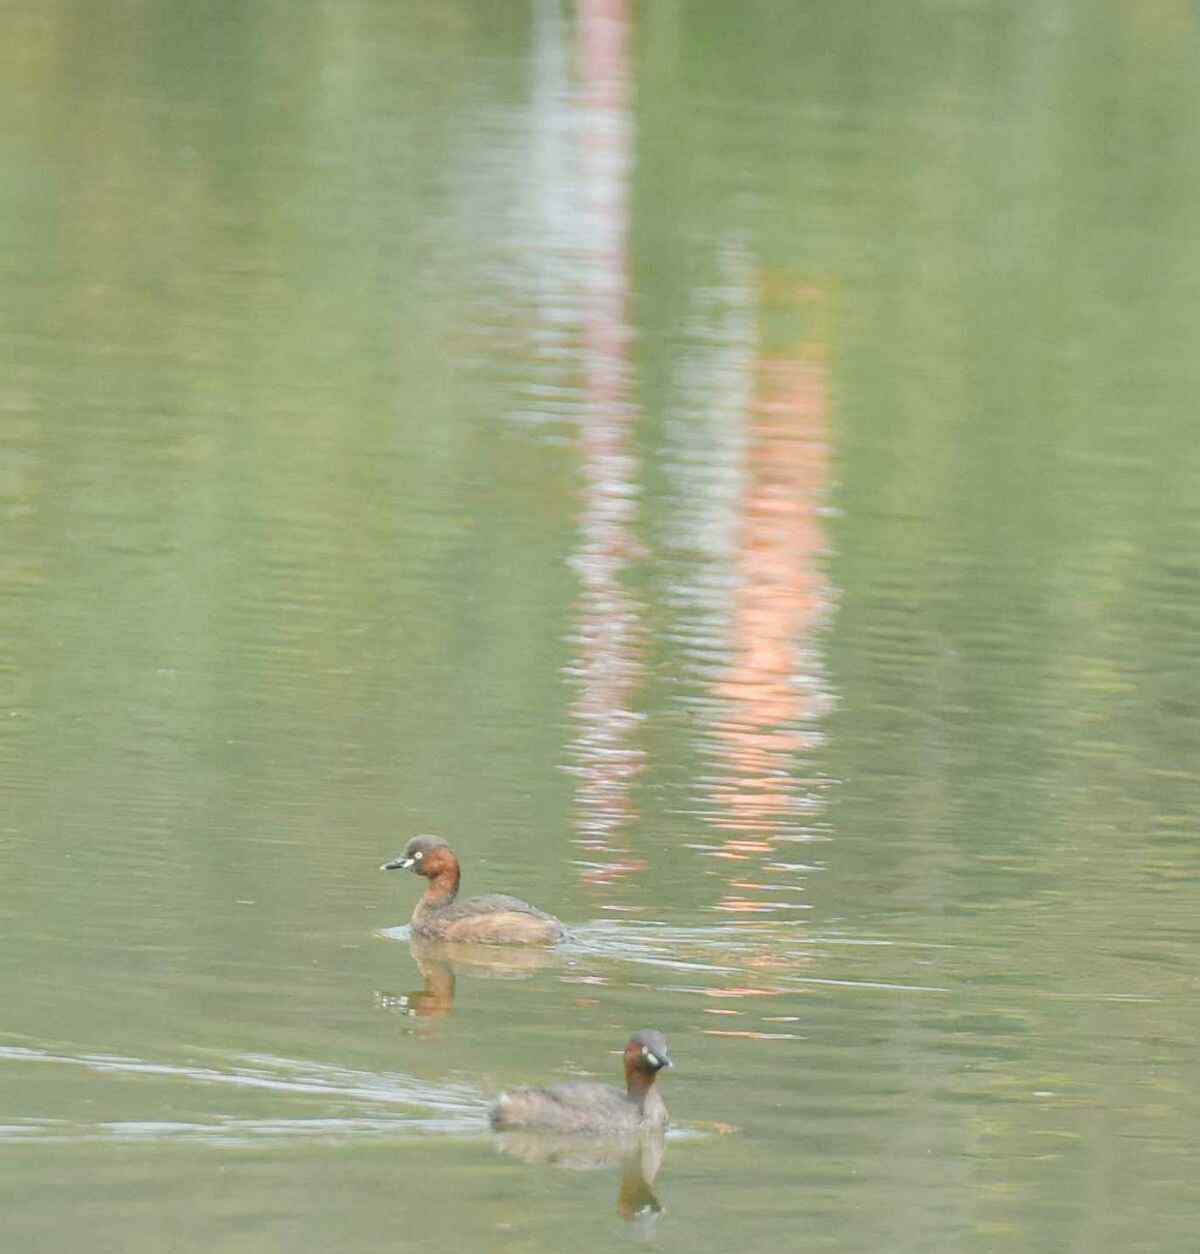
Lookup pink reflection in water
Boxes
[707,278,834,914]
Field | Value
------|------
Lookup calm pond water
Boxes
[4,1,1200,1250]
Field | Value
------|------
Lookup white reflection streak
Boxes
[526,0,579,356]
[566,0,645,871]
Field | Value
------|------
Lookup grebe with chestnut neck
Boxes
[490,1030,673,1134]
[381,835,564,946]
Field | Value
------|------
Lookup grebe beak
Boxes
[381,855,415,871]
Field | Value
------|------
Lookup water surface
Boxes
[4,2,1200,1251]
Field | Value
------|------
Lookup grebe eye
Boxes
[643,1048,660,1066]
[413,850,423,860]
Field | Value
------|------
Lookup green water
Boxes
[4,1,1200,1250]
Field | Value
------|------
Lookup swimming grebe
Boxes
[381,835,564,946]
[491,1029,672,1133]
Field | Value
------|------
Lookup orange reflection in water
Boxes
[708,277,833,915]
[566,0,643,895]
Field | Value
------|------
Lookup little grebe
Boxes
[381,835,564,946]
[491,1029,672,1133]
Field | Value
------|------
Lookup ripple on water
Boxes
[0,1042,489,1147]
